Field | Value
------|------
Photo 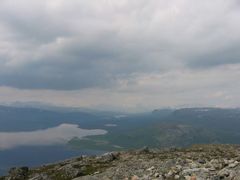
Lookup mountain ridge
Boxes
[1,144,240,180]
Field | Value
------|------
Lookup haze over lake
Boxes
[0,124,107,150]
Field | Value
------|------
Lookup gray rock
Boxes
[7,167,29,180]
[228,161,239,168]
[217,168,230,178]
[2,144,240,180]
[97,152,118,163]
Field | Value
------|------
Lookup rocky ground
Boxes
[2,144,240,180]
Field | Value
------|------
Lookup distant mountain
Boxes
[1,105,240,177]
[5,101,125,115]
[169,107,240,132]
[1,105,240,150]
[152,108,174,116]
[0,105,113,131]
[69,107,240,150]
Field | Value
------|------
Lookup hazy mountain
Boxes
[1,105,240,173]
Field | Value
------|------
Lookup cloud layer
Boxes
[0,0,240,110]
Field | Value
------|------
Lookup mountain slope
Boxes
[2,144,240,180]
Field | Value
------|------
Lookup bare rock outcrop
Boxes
[2,144,240,180]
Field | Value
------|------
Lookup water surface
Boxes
[0,124,107,176]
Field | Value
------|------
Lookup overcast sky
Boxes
[0,0,240,112]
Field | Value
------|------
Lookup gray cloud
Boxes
[0,0,239,106]
[187,44,240,68]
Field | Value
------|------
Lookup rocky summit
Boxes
[2,144,240,180]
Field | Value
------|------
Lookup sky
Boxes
[0,0,240,112]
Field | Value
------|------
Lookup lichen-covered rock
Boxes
[2,144,240,180]
[7,167,29,180]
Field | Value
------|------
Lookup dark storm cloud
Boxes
[0,0,240,90]
[0,33,156,90]
[187,45,240,68]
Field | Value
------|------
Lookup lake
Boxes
[0,124,107,176]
